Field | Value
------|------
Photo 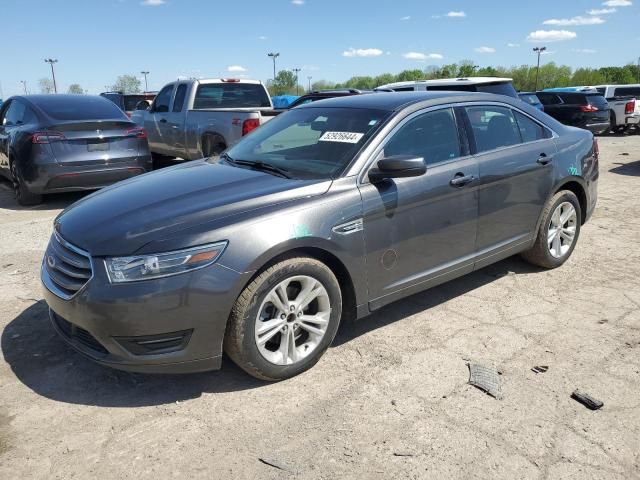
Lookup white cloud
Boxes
[603,0,631,6]
[573,48,598,53]
[507,43,520,47]
[402,52,444,60]
[446,11,466,17]
[291,0,304,4]
[400,15,411,20]
[258,35,268,40]
[527,30,577,42]
[543,16,605,26]
[588,7,616,13]
[227,65,247,72]
[141,0,165,5]
[342,48,383,57]
[474,46,496,53]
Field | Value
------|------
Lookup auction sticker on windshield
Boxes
[318,131,364,143]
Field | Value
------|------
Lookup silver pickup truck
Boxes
[131,78,279,159]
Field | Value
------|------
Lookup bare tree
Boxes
[110,75,141,94]
[38,78,54,94]
[67,84,84,94]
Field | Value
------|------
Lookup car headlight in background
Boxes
[105,242,227,283]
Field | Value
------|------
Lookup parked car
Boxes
[42,91,598,379]
[287,89,375,109]
[0,95,151,205]
[593,85,640,132]
[376,77,518,98]
[536,91,610,134]
[100,91,157,117]
[131,78,280,159]
[518,92,544,111]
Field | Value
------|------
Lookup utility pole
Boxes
[637,56,640,83]
[267,52,280,81]
[141,71,149,92]
[307,76,312,92]
[44,58,58,93]
[292,68,301,95]
[532,47,546,91]
[20,80,27,94]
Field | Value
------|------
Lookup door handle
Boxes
[159,118,168,123]
[537,153,553,165]
[450,173,475,187]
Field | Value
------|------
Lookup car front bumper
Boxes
[41,255,248,374]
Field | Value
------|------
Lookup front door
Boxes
[358,107,479,310]
[145,83,175,156]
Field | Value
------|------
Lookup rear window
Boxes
[613,86,640,97]
[193,83,271,109]
[36,96,127,120]
[586,95,609,108]
[558,94,586,105]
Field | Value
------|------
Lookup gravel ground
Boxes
[1,135,639,480]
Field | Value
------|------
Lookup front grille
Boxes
[44,233,92,299]
[52,311,108,355]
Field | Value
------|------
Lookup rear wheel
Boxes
[521,190,581,269]
[202,133,226,158]
[10,161,42,206]
[224,257,342,380]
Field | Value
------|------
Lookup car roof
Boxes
[378,77,513,89]
[296,91,514,112]
[21,94,115,107]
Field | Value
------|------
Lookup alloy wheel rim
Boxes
[255,275,331,366]
[548,201,577,258]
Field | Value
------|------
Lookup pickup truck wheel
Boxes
[10,161,42,206]
[520,190,581,269]
[202,134,226,158]
[609,111,617,134]
[224,257,342,381]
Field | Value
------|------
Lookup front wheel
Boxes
[521,190,581,269]
[224,257,342,380]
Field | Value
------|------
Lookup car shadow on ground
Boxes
[2,256,541,408]
[0,178,89,212]
[609,160,640,177]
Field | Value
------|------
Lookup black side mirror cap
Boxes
[368,155,426,183]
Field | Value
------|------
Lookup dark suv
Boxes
[536,91,610,134]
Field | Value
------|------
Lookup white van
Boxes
[376,77,518,98]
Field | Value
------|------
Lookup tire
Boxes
[224,257,343,381]
[609,111,617,134]
[521,190,581,269]
[10,161,42,206]
[202,133,226,158]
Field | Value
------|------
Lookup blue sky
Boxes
[1,0,639,97]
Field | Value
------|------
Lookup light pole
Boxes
[532,47,546,91]
[267,52,280,81]
[292,68,301,95]
[141,71,149,92]
[20,80,27,95]
[637,56,640,83]
[44,58,58,93]
[307,76,312,92]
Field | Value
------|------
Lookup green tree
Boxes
[38,78,54,94]
[268,70,297,95]
[67,84,84,94]
[111,75,141,94]
[395,69,424,82]
[373,73,396,88]
[310,80,336,92]
[571,68,606,87]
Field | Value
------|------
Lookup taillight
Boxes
[625,100,635,115]
[32,132,65,144]
[580,105,598,112]
[242,118,260,136]
[221,78,240,83]
[125,126,147,139]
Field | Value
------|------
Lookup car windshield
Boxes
[224,107,390,180]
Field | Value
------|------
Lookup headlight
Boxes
[104,242,227,283]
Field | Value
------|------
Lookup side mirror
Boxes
[368,155,426,183]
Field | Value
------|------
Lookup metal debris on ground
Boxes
[259,457,295,474]
[531,366,549,374]
[571,390,604,410]
[467,363,502,399]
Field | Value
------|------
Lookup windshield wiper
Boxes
[221,154,292,179]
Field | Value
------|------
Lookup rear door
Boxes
[536,93,566,121]
[464,104,556,266]
[145,83,175,155]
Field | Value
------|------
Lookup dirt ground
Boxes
[1,135,639,480]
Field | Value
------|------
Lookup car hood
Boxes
[55,160,331,256]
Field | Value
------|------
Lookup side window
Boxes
[392,87,415,92]
[537,93,562,106]
[172,84,187,112]
[466,106,520,153]
[0,101,12,126]
[152,85,174,113]
[514,111,546,143]
[4,101,26,126]
[382,108,461,165]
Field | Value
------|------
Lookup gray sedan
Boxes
[0,94,152,205]
[41,92,598,380]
